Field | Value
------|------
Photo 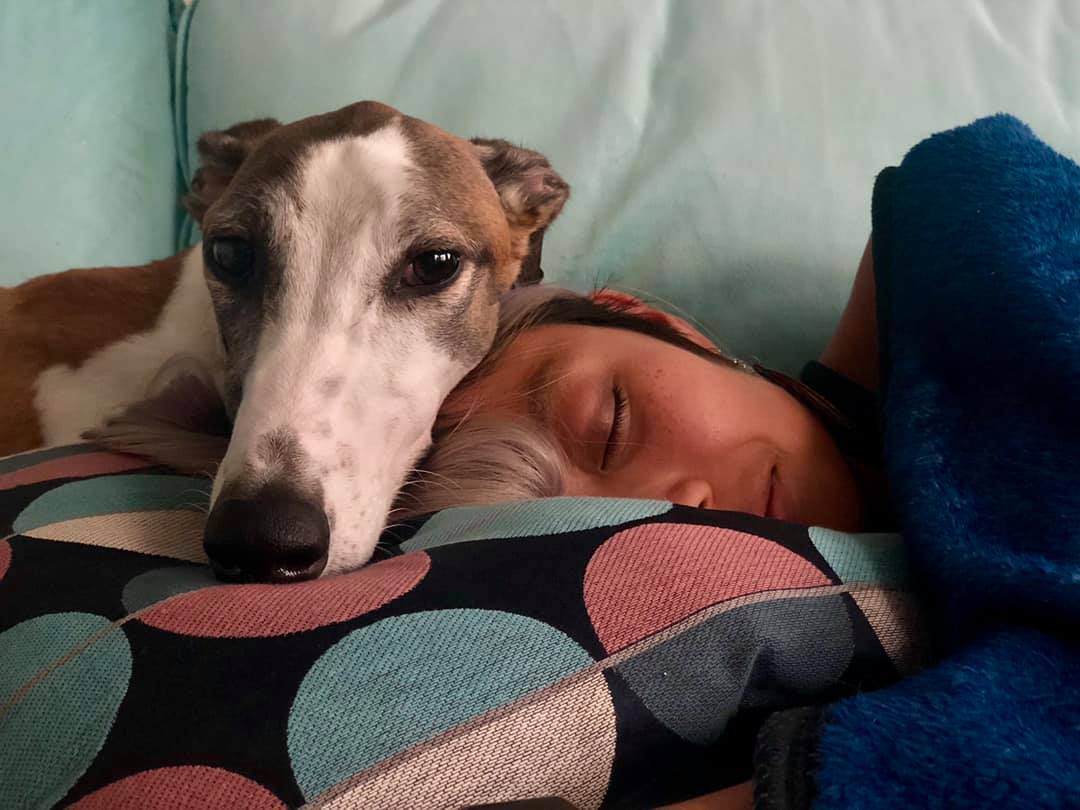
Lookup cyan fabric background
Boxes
[3,0,1078,370]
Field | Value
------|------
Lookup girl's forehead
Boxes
[509,322,597,357]
[449,320,711,421]
[510,322,651,357]
[465,325,586,405]
[492,324,698,399]
[444,324,600,416]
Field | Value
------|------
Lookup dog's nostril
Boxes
[203,496,330,583]
[204,544,245,578]
[278,547,326,575]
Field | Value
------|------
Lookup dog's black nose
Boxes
[203,496,330,583]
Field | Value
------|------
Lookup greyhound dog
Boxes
[0,100,569,582]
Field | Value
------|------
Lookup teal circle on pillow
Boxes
[13,474,211,533]
[808,527,909,588]
[401,497,671,551]
[288,609,596,799]
[615,595,853,744]
[122,564,218,613]
[0,612,132,808]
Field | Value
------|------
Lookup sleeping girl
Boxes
[398,115,1080,809]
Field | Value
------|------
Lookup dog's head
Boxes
[185,101,568,581]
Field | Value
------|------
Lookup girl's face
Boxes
[447,324,865,531]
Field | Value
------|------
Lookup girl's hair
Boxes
[393,286,744,521]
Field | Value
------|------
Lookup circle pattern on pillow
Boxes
[68,766,286,810]
[137,552,431,638]
[287,609,600,799]
[584,523,833,653]
[0,613,131,809]
[13,474,210,563]
[121,564,219,613]
[318,668,617,810]
[402,496,672,551]
[0,445,916,808]
[14,475,211,533]
[613,595,853,743]
[0,443,107,476]
[0,451,151,492]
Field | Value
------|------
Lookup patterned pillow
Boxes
[0,444,927,809]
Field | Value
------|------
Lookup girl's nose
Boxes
[667,478,713,510]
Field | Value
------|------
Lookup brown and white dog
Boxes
[0,101,568,582]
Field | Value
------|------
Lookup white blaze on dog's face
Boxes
[190,102,568,580]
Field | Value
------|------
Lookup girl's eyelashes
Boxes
[601,383,630,470]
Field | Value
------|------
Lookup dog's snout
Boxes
[203,496,330,583]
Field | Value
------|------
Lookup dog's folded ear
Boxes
[83,360,231,477]
[471,138,570,287]
[184,118,282,225]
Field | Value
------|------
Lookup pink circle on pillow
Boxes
[138,552,430,638]
[69,766,284,810]
[0,538,9,581]
[0,452,152,491]
[584,524,831,653]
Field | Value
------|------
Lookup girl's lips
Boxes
[765,467,783,520]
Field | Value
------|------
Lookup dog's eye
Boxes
[206,237,255,285]
[403,250,461,288]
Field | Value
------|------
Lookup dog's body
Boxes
[1,252,216,454]
[0,101,568,581]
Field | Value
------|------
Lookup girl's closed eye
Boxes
[601,383,630,470]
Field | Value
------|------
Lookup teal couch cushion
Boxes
[0,1,177,287]
[178,0,1079,371]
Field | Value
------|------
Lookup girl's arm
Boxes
[818,238,879,392]
[660,780,752,810]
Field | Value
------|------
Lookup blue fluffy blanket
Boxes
[806,116,1080,807]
